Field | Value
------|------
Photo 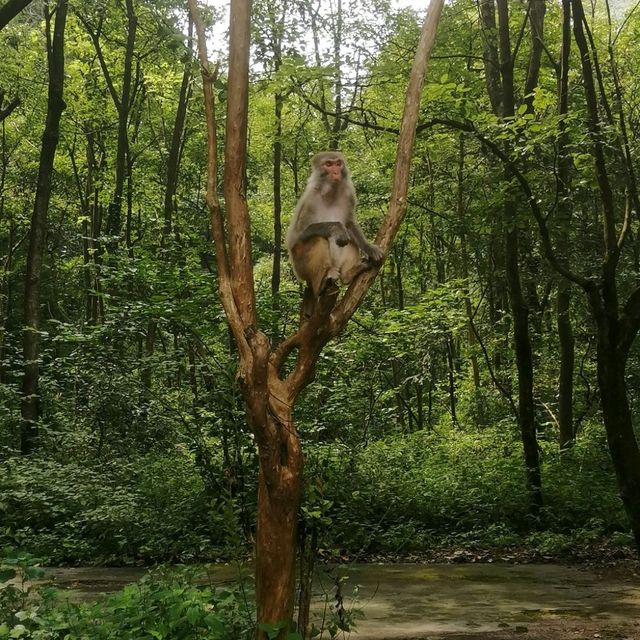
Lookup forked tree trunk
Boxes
[188,0,445,635]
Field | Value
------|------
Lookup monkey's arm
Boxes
[346,220,384,263]
[299,222,350,247]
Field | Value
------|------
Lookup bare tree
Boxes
[187,0,444,635]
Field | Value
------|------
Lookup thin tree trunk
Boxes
[496,0,543,513]
[20,0,67,454]
[80,135,95,322]
[107,0,137,239]
[446,335,458,425]
[271,90,283,298]
[296,525,317,640]
[556,0,575,448]
[163,19,192,240]
[458,136,481,389]
[329,0,343,150]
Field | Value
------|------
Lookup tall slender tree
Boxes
[20,0,68,454]
[478,0,543,513]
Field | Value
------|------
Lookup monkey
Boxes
[286,151,384,302]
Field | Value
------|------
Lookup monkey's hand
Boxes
[366,243,384,265]
[333,225,351,247]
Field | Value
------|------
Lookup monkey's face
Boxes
[321,157,344,183]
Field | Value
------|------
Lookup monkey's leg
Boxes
[314,238,339,296]
[336,243,372,284]
[300,286,315,319]
[292,237,334,297]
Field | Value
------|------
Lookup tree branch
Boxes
[76,13,122,113]
[187,0,252,365]
[330,0,446,332]
[0,96,20,122]
[225,0,257,330]
[0,0,33,31]
[429,117,591,289]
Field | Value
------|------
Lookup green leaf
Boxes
[0,569,16,582]
[258,621,287,639]
[285,633,303,640]
[204,614,225,634]
[185,606,200,625]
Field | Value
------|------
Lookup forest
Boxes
[1,0,640,637]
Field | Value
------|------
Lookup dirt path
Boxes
[45,562,640,639]
[320,564,640,639]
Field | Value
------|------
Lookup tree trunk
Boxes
[106,0,136,239]
[329,0,343,150]
[20,0,67,455]
[254,406,303,633]
[163,21,192,240]
[556,0,575,449]
[189,0,445,633]
[505,217,542,513]
[590,288,640,550]
[557,279,574,447]
[296,525,317,639]
[446,335,458,426]
[496,0,543,514]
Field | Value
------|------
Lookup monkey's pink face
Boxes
[322,158,343,182]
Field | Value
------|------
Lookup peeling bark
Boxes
[188,0,445,634]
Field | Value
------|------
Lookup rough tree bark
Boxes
[20,0,67,454]
[187,0,445,635]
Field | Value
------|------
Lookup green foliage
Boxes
[305,424,626,555]
[0,565,254,640]
[0,421,628,565]
[0,456,249,564]
[0,550,46,631]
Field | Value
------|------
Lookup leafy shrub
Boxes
[0,456,243,564]
[308,423,627,554]
[0,565,255,640]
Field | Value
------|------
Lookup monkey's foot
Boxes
[319,273,340,297]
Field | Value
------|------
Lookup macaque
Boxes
[286,151,383,301]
